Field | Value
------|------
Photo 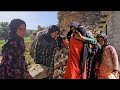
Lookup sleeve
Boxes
[109,46,119,71]
[49,57,54,73]
[85,37,97,45]
[34,35,42,63]
[77,26,97,45]
[30,37,38,58]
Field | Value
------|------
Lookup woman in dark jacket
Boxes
[0,19,32,79]
[34,25,60,79]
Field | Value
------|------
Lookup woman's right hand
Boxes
[74,30,86,41]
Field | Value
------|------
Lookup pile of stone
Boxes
[28,64,49,79]
[53,46,69,79]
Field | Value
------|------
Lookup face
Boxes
[51,31,59,39]
[97,37,105,46]
[16,24,26,38]
[70,26,76,33]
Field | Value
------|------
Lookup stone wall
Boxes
[58,11,101,37]
[58,11,80,31]
[111,11,120,61]
[106,14,114,45]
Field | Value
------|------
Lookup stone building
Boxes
[58,11,120,61]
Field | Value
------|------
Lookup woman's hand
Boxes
[74,30,85,41]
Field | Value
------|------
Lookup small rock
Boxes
[28,64,49,79]
[63,66,66,72]
[53,69,63,79]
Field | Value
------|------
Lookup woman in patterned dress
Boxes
[95,34,119,79]
[0,19,32,79]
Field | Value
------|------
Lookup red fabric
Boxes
[63,37,86,79]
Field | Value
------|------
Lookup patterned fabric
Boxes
[95,45,119,79]
[30,36,38,58]
[0,35,29,79]
[86,45,98,79]
[34,34,57,78]
[85,32,97,79]
[89,44,101,79]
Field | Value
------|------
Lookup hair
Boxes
[48,25,59,34]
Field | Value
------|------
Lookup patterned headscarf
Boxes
[48,25,59,34]
[96,33,110,47]
[9,19,26,36]
[5,19,26,42]
[96,33,110,68]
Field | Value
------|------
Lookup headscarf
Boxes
[48,25,59,34]
[67,21,79,41]
[42,25,59,47]
[70,21,79,28]
[9,19,26,36]
[6,19,26,41]
[96,33,110,67]
[96,33,110,47]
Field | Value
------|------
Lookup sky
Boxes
[0,11,58,30]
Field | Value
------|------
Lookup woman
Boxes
[35,25,60,79]
[0,19,32,79]
[95,34,119,79]
[63,21,97,79]
[85,31,99,79]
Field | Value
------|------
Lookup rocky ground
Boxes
[27,46,69,79]
[53,46,69,79]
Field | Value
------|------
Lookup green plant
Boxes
[0,39,5,50]
[24,37,35,65]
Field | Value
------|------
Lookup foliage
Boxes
[0,39,5,50]
[0,22,9,39]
